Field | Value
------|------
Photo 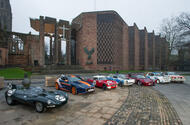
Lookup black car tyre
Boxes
[103,84,107,90]
[137,81,142,86]
[156,79,160,84]
[55,83,59,90]
[71,86,77,95]
[119,82,123,87]
[153,82,156,86]
[6,96,15,105]
[35,102,45,113]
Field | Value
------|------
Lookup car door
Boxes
[93,77,98,87]
[14,89,28,104]
[59,77,71,91]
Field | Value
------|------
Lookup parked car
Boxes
[87,75,118,90]
[5,83,68,113]
[146,72,170,84]
[163,72,185,83]
[129,74,155,86]
[55,75,95,95]
[107,74,135,87]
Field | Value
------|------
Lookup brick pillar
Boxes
[144,30,148,70]
[39,16,45,66]
[152,34,155,70]
[66,25,71,65]
[58,38,62,64]
[54,23,59,64]
[50,36,53,64]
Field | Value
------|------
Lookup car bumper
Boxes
[46,99,68,108]
[143,82,154,86]
[123,82,134,86]
[171,79,185,82]
[107,85,117,89]
[78,88,95,94]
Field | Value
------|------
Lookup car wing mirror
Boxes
[65,80,68,82]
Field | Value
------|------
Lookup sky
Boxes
[10,0,190,35]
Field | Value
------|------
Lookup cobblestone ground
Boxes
[105,85,183,125]
[0,80,129,125]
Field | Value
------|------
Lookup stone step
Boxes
[39,69,96,74]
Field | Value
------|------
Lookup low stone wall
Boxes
[45,76,57,87]
[0,77,4,89]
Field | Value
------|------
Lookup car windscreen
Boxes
[137,75,145,79]
[70,77,81,82]
[99,77,107,80]
[155,73,161,76]
[168,72,177,75]
[118,74,126,79]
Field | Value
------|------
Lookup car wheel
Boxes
[153,82,156,86]
[119,82,123,87]
[35,102,45,113]
[103,84,107,90]
[156,79,160,84]
[71,86,77,95]
[137,81,142,86]
[6,96,15,105]
[55,82,59,90]
[93,80,96,86]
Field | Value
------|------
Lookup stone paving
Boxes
[0,79,184,125]
[0,81,129,125]
[105,85,183,125]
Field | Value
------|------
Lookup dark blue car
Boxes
[55,75,95,95]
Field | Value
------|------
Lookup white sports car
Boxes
[163,72,185,83]
[107,74,135,86]
[146,72,171,83]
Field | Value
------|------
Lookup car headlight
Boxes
[47,100,52,105]
[55,95,66,102]
[7,89,16,96]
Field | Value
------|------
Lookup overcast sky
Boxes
[10,0,190,35]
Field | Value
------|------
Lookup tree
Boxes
[176,12,190,32]
[176,12,190,46]
[160,17,181,52]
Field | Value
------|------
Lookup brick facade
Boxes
[0,10,169,71]
[0,0,12,31]
[72,10,169,71]
[139,27,148,70]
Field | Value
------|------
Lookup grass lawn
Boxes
[101,70,155,74]
[0,67,31,79]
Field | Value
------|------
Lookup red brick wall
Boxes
[144,29,148,70]
[75,13,98,70]
[122,24,129,70]
[0,48,8,66]
[134,24,140,70]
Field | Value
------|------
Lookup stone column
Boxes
[58,38,62,64]
[54,23,59,64]
[50,36,53,64]
[66,26,71,65]
[39,16,45,66]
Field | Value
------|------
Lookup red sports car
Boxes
[87,75,118,90]
[129,74,155,86]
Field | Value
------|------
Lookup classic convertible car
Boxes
[163,72,185,83]
[146,72,170,83]
[55,75,95,95]
[5,84,68,113]
[87,75,118,90]
[107,74,135,86]
[129,74,155,86]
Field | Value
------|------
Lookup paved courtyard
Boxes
[154,76,190,125]
[0,81,128,125]
[0,76,189,125]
